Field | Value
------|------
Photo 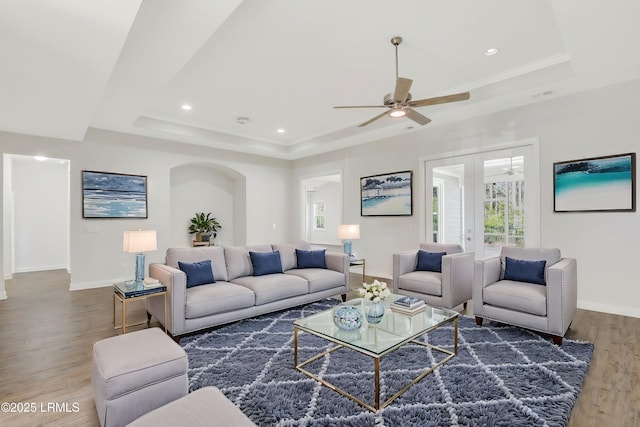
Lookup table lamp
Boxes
[338,224,360,260]
[123,230,157,285]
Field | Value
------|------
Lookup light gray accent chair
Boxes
[473,246,577,345]
[393,243,474,310]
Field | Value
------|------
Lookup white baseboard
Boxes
[577,300,640,319]
[0,289,6,300]
[70,277,129,291]
[14,264,69,273]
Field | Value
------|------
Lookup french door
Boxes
[425,145,539,259]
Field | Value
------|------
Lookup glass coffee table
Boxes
[293,295,458,412]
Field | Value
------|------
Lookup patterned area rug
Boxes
[181,299,593,426]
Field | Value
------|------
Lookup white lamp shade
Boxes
[123,230,157,253]
[338,224,360,240]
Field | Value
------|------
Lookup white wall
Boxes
[294,78,640,318]
[170,164,236,247]
[0,128,292,291]
[12,156,69,273]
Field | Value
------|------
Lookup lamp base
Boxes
[343,241,352,257]
[135,253,145,284]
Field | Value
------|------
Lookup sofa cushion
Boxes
[285,268,343,293]
[398,271,442,296]
[231,274,308,305]
[483,280,547,316]
[249,251,283,276]
[178,260,215,288]
[166,246,228,282]
[224,245,273,280]
[503,257,546,285]
[419,242,462,255]
[185,283,255,319]
[416,250,446,273]
[295,249,326,269]
[272,242,312,271]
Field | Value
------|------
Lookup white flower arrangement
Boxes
[358,279,391,303]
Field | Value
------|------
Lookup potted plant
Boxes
[188,212,222,242]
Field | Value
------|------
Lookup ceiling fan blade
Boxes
[358,110,389,127]
[408,91,470,108]
[393,77,413,103]
[334,105,387,109]
[405,108,432,126]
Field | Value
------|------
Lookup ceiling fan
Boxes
[334,36,470,127]
[488,157,525,178]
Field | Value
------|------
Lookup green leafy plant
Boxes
[188,212,222,240]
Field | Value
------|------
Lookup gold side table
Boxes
[349,258,366,280]
[113,282,167,334]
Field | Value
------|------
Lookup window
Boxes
[312,201,326,231]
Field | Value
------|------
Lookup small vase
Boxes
[366,300,385,324]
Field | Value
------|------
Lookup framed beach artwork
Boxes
[361,170,413,216]
[82,170,148,218]
[553,153,636,212]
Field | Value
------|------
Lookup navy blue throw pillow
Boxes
[416,250,446,273]
[178,260,215,288]
[249,251,283,276]
[295,249,327,269]
[503,256,546,285]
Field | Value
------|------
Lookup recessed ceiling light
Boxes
[277,129,285,133]
[181,104,192,110]
[484,48,499,56]
[33,156,47,161]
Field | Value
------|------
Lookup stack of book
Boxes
[390,296,427,315]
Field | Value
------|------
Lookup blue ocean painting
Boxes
[361,171,412,215]
[554,155,634,211]
[82,171,147,218]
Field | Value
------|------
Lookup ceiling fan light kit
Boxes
[334,36,470,127]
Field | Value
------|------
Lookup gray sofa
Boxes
[147,242,349,338]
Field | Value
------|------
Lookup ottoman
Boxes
[126,387,256,427]
[92,327,188,427]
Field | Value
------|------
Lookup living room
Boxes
[1,1,639,426]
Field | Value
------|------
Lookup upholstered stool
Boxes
[92,327,188,427]
[126,387,256,427]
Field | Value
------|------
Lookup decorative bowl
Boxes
[333,305,363,331]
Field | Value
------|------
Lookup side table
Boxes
[349,258,366,280]
[113,281,167,334]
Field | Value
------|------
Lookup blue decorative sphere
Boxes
[333,305,363,331]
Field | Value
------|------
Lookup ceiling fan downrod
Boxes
[391,36,403,80]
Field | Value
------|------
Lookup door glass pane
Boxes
[432,165,464,247]
[483,156,524,258]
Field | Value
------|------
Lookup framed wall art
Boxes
[553,152,635,212]
[82,170,148,218]
[361,170,412,216]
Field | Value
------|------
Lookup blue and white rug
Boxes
[181,299,593,426]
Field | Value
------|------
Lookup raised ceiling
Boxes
[2,0,639,160]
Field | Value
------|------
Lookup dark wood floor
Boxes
[0,270,638,426]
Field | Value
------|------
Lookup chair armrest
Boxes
[441,252,474,308]
[324,252,349,291]
[473,257,501,315]
[546,257,577,336]
[392,251,418,293]
[148,263,187,336]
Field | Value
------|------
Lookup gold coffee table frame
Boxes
[293,299,458,412]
